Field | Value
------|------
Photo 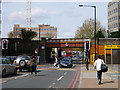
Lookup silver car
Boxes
[13,56,31,72]
[0,58,17,78]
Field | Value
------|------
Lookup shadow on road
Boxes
[4,73,23,78]
[100,81,115,85]
[36,75,46,76]
[103,81,115,84]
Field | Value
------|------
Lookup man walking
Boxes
[85,57,89,70]
[94,55,105,85]
[30,55,37,76]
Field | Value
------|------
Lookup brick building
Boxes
[13,24,57,40]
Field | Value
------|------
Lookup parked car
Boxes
[0,58,17,78]
[13,56,31,72]
[59,57,73,68]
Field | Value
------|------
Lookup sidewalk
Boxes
[79,64,119,89]
[37,63,51,67]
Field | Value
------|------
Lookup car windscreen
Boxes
[64,57,72,60]
[16,56,30,60]
[61,59,70,62]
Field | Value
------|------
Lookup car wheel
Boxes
[28,68,31,72]
[2,69,6,78]
[19,60,26,67]
[14,68,17,75]
[59,65,62,68]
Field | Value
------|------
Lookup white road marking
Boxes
[64,72,67,75]
[111,74,120,76]
[1,73,29,83]
[14,74,29,79]
[57,75,64,81]
[48,83,55,88]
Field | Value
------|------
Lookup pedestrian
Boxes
[85,57,89,70]
[54,56,58,67]
[94,55,105,85]
[30,55,37,76]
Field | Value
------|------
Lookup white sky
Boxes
[1,0,113,38]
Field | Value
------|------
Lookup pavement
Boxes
[79,64,120,89]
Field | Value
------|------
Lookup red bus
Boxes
[65,52,72,58]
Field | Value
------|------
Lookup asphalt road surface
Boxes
[1,57,82,89]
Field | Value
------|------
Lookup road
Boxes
[1,57,82,89]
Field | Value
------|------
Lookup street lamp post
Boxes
[39,26,41,42]
[79,5,97,60]
[38,25,41,64]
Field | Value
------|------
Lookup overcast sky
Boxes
[1,0,112,38]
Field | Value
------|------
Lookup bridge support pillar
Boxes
[40,38,46,64]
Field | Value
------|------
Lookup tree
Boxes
[8,31,14,38]
[94,29,105,38]
[75,18,106,39]
[110,29,120,38]
[19,29,37,40]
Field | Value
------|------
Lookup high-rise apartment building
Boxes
[0,0,1,38]
[108,0,120,33]
[13,24,57,40]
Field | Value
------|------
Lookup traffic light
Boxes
[3,41,6,49]
[2,39,8,49]
[86,41,89,51]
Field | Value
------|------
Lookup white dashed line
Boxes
[48,83,55,88]
[64,72,67,75]
[1,73,29,83]
[57,76,64,81]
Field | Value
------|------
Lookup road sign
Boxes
[105,45,120,49]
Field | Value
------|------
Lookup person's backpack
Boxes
[101,60,108,72]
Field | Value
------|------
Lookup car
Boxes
[0,58,17,78]
[13,56,31,72]
[59,57,73,68]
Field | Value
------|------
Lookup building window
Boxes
[114,24,116,28]
[64,40,67,42]
[116,23,118,27]
[68,40,71,42]
[110,25,111,29]
[61,40,63,42]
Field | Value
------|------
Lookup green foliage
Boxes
[94,29,105,38]
[8,31,14,38]
[110,29,120,38]
[19,29,37,40]
[75,18,106,39]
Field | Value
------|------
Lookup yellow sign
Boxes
[105,45,120,49]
